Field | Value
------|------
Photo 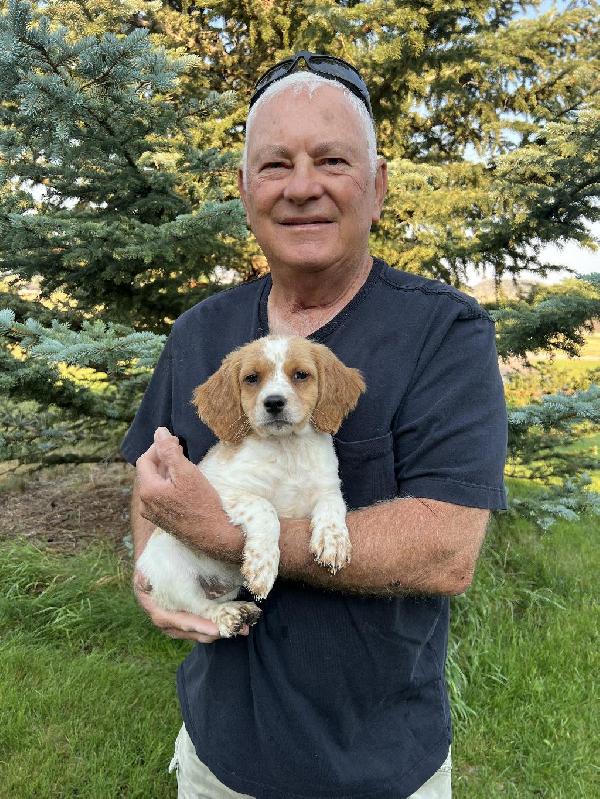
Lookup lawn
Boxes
[0,543,189,798]
[451,501,599,798]
[1,490,598,798]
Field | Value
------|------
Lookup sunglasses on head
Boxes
[249,51,373,119]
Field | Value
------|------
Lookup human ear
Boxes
[371,158,388,224]
[237,168,251,226]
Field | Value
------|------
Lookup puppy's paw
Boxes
[241,545,280,600]
[214,601,262,638]
[310,523,352,574]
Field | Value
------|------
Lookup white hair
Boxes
[242,71,378,190]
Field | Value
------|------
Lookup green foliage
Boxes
[0,0,246,329]
[0,541,188,797]
[1,1,599,526]
[492,274,600,358]
[498,274,600,527]
[0,540,188,657]
[449,506,599,796]
[2,0,600,302]
[0,308,165,464]
[504,387,600,527]
[504,360,600,406]
[1,311,165,371]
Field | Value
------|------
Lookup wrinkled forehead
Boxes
[246,83,369,157]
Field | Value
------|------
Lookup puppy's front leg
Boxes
[310,490,351,574]
[223,495,280,600]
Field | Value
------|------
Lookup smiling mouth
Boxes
[279,220,333,227]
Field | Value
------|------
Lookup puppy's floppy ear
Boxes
[192,351,248,442]
[311,343,366,435]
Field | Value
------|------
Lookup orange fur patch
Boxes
[192,336,365,441]
[309,341,366,434]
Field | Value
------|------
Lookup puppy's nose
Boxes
[264,395,286,415]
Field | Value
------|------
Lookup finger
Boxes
[137,599,219,642]
[133,570,152,593]
[162,627,221,643]
[155,426,177,443]
[153,429,192,482]
[154,427,183,480]
[154,427,183,458]
[135,443,165,489]
[134,590,221,637]
[160,610,220,637]
[134,584,160,613]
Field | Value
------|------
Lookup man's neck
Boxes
[267,254,373,337]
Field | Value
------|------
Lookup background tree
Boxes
[1,0,599,526]
[3,0,599,318]
[0,0,247,331]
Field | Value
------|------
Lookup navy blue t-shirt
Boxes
[121,258,508,799]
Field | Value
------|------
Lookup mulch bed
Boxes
[0,462,134,554]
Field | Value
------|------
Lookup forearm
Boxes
[133,442,488,596]
[131,479,159,560]
[172,493,487,597]
[277,498,487,596]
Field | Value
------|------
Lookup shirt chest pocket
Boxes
[333,431,397,510]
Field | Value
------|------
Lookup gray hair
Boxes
[242,71,377,189]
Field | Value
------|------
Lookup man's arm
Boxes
[280,498,488,596]
[130,455,243,643]
[130,477,158,560]
[137,429,489,597]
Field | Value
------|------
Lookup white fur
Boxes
[136,337,354,638]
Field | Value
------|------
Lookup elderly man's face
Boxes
[239,84,386,275]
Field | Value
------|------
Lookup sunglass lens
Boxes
[254,59,294,91]
[309,55,364,83]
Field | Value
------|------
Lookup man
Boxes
[123,52,508,799]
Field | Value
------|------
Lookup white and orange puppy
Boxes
[137,335,365,638]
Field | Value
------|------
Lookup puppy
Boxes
[136,335,365,637]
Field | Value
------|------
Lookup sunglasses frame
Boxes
[249,51,373,119]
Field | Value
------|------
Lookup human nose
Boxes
[282,159,324,204]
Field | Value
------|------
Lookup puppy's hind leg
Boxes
[156,586,261,639]
[209,598,263,638]
[137,530,260,637]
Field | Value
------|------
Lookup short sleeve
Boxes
[120,335,174,465]
[394,314,508,510]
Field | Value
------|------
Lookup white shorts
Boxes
[170,724,452,798]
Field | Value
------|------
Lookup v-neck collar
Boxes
[256,257,384,342]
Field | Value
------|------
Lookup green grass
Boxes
[0,544,190,798]
[1,502,598,798]
[452,504,599,798]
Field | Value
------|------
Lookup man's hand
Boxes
[133,570,250,642]
[131,427,246,642]
[134,427,242,558]
[135,427,212,538]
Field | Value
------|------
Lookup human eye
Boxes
[320,157,349,168]
[261,161,289,171]
[318,155,350,173]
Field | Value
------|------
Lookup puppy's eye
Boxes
[243,373,259,384]
[294,370,310,381]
